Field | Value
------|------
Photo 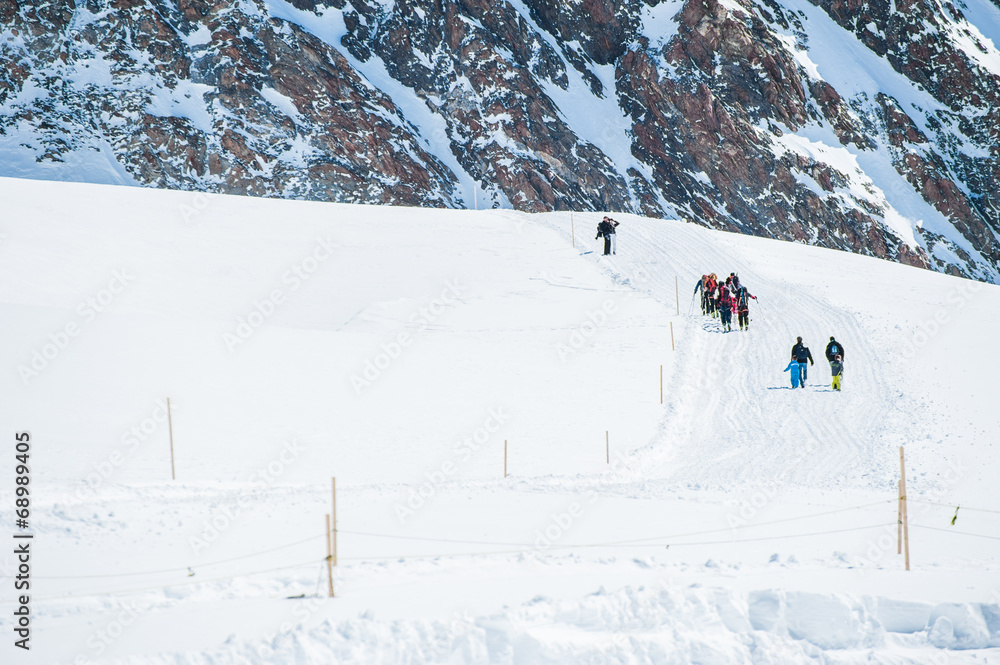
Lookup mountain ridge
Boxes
[1,0,998,280]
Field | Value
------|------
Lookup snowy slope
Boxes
[0,177,998,664]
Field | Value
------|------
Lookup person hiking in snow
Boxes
[735,285,756,331]
[830,354,844,391]
[704,274,718,316]
[606,216,620,254]
[595,220,609,256]
[693,275,708,314]
[705,273,720,316]
[716,281,731,322]
[718,288,736,332]
[698,274,715,316]
[790,337,814,387]
[825,336,844,374]
[595,217,618,256]
[783,359,801,388]
[730,272,741,291]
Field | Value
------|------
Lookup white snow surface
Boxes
[0,177,999,663]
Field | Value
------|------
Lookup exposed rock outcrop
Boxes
[1,0,997,279]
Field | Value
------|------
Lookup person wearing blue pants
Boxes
[790,337,814,388]
[783,360,801,388]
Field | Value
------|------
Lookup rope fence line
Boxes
[906,499,1000,515]
[335,499,896,549]
[31,500,894,582]
[30,560,323,603]
[911,525,1000,541]
[18,501,1000,600]
[578,500,897,546]
[28,522,904,601]
[337,523,900,562]
[34,533,329,580]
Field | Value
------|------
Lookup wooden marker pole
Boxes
[325,514,334,597]
[675,276,679,315]
[167,398,176,480]
[900,447,911,570]
[897,479,903,555]
[504,440,508,478]
[331,477,338,567]
[670,322,675,351]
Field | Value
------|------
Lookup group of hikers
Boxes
[692,272,757,332]
[593,219,846,391]
[693,273,846,391]
[784,336,845,391]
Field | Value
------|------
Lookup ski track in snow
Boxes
[525,212,910,497]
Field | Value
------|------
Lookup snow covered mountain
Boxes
[2,176,999,663]
[1,0,999,280]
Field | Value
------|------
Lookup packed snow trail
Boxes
[527,212,924,495]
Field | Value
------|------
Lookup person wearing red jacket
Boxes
[718,290,736,332]
[705,274,718,316]
[716,283,731,320]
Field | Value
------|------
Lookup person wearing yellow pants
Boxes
[831,355,844,391]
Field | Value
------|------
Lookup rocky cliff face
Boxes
[1,0,998,280]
